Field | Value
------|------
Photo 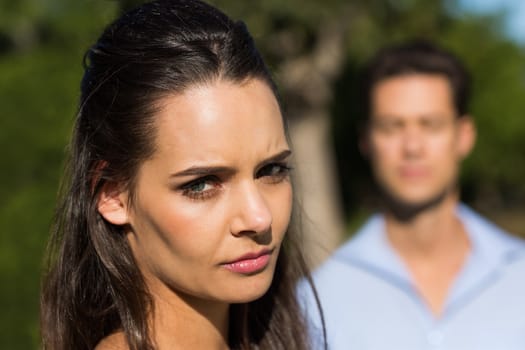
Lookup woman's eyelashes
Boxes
[256,162,292,184]
[178,163,291,201]
[181,175,221,200]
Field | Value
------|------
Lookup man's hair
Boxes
[362,39,471,119]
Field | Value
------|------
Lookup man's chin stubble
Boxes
[380,186,453,222]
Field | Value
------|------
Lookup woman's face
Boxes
[116,79,292,304]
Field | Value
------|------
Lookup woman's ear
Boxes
[97,181,130,226]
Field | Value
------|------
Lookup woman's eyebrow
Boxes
[170,150,292,178]
[170,166,235,178]
[257,149,292,168]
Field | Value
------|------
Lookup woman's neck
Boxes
[149,281,230,350]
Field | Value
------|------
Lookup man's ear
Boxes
[356,120,371,158]
[457,115,477,159]
[359,129,371,159]
[97,181,130,226]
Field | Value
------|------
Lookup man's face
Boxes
[365,73,475,208]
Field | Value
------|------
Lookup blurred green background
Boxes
[1,0,524,348]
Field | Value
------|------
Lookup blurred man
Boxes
[303,40,525,350]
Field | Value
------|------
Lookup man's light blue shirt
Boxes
[302,205,525,350]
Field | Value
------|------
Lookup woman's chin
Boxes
[222,272,275,304]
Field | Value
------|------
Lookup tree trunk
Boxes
[277,22,347,267]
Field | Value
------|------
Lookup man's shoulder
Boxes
[459,204,525,251]
[331,213,385,256]
[312,214,387,287]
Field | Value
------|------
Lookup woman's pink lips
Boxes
[221,249,272,274]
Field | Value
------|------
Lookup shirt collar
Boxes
[456,203,525,266]
[447,204,525,312]
[333,214,413,288]
[332,204,525,295]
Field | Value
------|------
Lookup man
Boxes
[303,40,525,350]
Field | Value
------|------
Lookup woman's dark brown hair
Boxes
[40,0,324,349]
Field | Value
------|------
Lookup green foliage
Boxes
[0,51,75,349]
[442,17,525,205]
[0,1,118,348]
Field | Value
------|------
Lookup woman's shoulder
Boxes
[94,332,128,350]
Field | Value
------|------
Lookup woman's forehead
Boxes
[147,79,287,163]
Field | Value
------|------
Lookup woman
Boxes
[40,0,324,349]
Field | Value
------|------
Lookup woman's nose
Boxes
[229,182,272,237]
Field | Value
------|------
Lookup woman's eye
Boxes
[187,181,208,193]
[257,163,291,184]
[181,176,220,200]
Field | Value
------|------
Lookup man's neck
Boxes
[385,195,468,256]
[384,194,471,316]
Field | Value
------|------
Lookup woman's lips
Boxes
[221,249,272,274]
